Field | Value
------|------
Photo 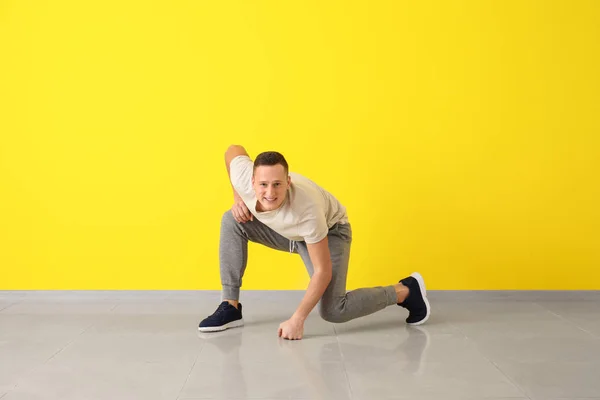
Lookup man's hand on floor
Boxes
[278,316,304,340]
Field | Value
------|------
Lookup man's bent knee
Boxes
[221,210,238,227]
[318,303,349,323]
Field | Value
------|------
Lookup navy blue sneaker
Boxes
[198,301,244,332]
[397,272,431,325]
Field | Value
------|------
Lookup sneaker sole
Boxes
[198,318,244,332]
[407,272,430,326]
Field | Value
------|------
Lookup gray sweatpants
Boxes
[219,210,398,323]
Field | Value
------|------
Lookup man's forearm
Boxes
[224,145,248,203]
[226,158,243,203]
[231,182,243,203]
[292,269,332,322]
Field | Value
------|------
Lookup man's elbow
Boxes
[315,264,333,283]
[224,145,249,166]
[324,271,333,286]
[226,144,245,154]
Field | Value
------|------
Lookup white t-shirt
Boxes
[230,155,348,244]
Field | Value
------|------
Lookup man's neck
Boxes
[255,201,264,212]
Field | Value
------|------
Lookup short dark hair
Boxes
[253,151,289,175]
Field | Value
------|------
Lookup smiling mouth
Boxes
[264,198,277,202]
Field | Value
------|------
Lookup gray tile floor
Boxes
[1,290,599,400]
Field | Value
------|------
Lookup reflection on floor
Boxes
[1,290,599,399]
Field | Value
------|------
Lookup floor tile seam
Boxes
[175,343,203,400]
[333,325,354,400]
[42,321,96,365]
[0,319,97,395]
[2,359,46,395]
[0,303,15,313]
[446,320,532,399]
[487,359,533,400]
[533,302,600,339]
[190,359,346,366]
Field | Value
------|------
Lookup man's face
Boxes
[252,164,290,212]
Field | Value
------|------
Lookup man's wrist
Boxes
[292,312,307,323]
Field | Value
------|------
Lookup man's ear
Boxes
[287,175,291,188]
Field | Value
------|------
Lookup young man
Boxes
[198,145,431,340]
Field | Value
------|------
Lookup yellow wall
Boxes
[1,1,599,290]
